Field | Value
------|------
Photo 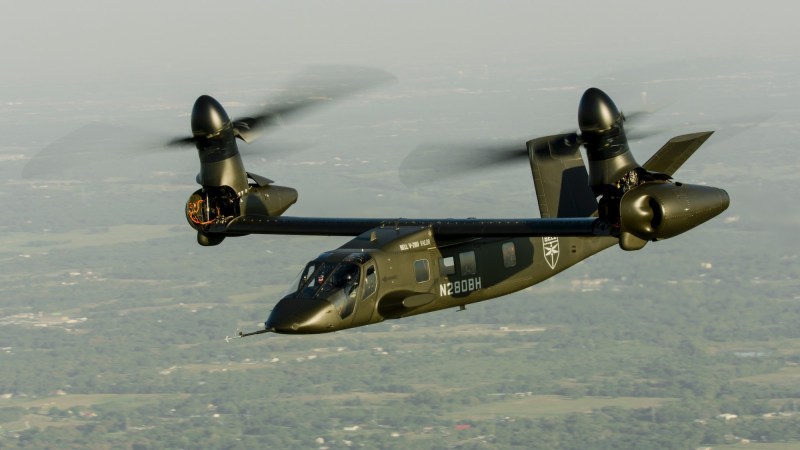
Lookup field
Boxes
[1,53,799,449]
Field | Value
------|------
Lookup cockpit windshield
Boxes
[285,261,359,298]
[283,253,371,319]
[308,263,359,298]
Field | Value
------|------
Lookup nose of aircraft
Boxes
[191,95,231,137]
[266,298,338,334]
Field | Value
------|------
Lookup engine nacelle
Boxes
[242,184,298,217]
[618,182,729,249]
[184,95,300,247]
[186,183,298,246]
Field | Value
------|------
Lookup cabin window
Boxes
[363,265,377,299]
[459,251,477,275]
[414,259,430,283]
[439,256,455,276]
[502,242,517,268]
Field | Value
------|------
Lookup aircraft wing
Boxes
[205,216,609,239]
[643,131,714,177]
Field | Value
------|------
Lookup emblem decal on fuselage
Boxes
[542,236,560,270]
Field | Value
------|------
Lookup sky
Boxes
[2,1,799,90]
[2,0,796,148]
[2,1,799,226]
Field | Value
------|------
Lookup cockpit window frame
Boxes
[298,261,338,298]
[414,259,431,283]
[362,264,378,300]
[283,254,375,320]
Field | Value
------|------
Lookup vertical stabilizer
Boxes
[527,134,598,218]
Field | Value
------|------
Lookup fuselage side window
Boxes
[502,242,517,268]
[439,256,455,276]
[459,251,477,275]
[414,259,430,283]
[363,265,377,300]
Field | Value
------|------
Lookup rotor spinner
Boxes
[192,95,232,138]
[191,95,248,193]
[578,88,639,189]
[578,88,623,133]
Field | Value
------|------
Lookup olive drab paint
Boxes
[175,88,729,339]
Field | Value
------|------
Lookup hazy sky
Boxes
[3,0,798,228]
[2,0,798,91]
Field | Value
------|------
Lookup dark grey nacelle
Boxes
[620,181,730,241]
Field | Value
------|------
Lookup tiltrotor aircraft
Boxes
[171,84,729,339]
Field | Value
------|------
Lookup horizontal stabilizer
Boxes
[643,131,714,177]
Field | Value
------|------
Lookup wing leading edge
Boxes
[205,216,609,239]
[643,131,714,177]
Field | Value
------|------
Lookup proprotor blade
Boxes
[167,65,395,148]
[398,139,529,187]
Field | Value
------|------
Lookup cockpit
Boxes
[287,260,360,318]
[278,252,376,324]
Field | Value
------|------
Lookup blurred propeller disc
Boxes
[166,65,396,148]
[399,102,662,187]
[399,139,529,187]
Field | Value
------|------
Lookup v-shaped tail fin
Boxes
[643,131,714,177]
[527,134,598,218]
